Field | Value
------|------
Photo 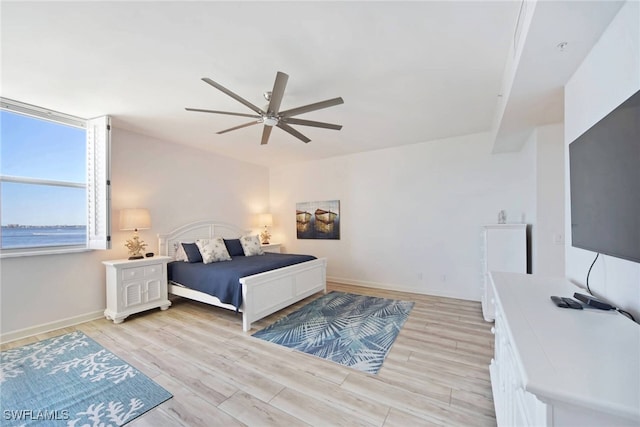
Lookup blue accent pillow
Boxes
[182,242,202,263]
[224,239,245,257]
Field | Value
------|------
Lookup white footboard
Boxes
[240,257,327,331]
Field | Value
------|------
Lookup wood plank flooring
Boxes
[2,283,496,426]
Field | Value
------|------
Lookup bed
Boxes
[158,220,327,332]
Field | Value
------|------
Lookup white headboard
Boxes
[158,220,250,258]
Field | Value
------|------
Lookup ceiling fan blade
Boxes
[261,125,273,145]
[202,77,264,115]
[185,107,261,119]
[216,120,260,135]
[276,122,311,143]
[281,117,342,130]
[279,97,344,118]
[267,72,289,115]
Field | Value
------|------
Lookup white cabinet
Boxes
[481,224,527,321]
[261,243,281,253]
[490,272,640,427]
[491,297,549,426]
[103,256,172,323]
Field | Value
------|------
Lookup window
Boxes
[0,98,111,256]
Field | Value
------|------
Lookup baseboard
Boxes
[1,310,104,344]
[327,275,477,302]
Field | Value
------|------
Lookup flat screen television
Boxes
[569,89,640,264]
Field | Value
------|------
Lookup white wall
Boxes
[0,128,269,341]
[564,0,640,320]
[270,131,536,301]
[534,123,565,276]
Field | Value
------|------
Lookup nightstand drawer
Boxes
[144,264,162,277]
[122,266,145,281]
[122,264,163,281]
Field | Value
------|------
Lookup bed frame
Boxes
[158,220,327,332]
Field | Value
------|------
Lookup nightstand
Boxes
[261,243,281,253]
[102,256,172,324]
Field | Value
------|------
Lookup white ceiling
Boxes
[0,1,624,167]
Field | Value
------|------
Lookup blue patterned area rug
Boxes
[1,331,172,426]
[253,291,414,374]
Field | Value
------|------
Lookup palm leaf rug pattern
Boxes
[252,291,414,374]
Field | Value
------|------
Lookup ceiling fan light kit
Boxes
[186,71,343,145]
[262,117,278,127]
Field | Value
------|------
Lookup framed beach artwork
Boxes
[296,200,340,240]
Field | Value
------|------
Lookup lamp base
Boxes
[260,228,271,246]
[125,233,148,261]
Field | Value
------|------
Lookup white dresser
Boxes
[481,224,527,321]
[103,256,172,323]
[490,272,640,427]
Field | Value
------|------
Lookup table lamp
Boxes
[258,213,273,244]
[120,208,151,259]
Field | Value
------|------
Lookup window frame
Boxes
[0,98,111,257]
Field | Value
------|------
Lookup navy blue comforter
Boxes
[167,253,317,310]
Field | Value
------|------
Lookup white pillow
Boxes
[196,237,231,264]
[239,234,264,257]
[174,243,187,262]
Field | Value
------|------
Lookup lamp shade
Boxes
[258,213,273,227]
[119,208,151,231]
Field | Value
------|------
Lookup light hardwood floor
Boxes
[2,283,496,426]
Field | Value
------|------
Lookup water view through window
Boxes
[0,108,87,249]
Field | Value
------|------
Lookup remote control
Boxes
[573,292,615,310]
[561,297,583,310]
[550,296,583,310]
[550,296,568,308]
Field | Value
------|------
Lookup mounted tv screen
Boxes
[569,89,640,263]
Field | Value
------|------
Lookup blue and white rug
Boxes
[1,331,172,426]
[253,291,414,374]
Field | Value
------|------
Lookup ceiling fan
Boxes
[186,71,343,145]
